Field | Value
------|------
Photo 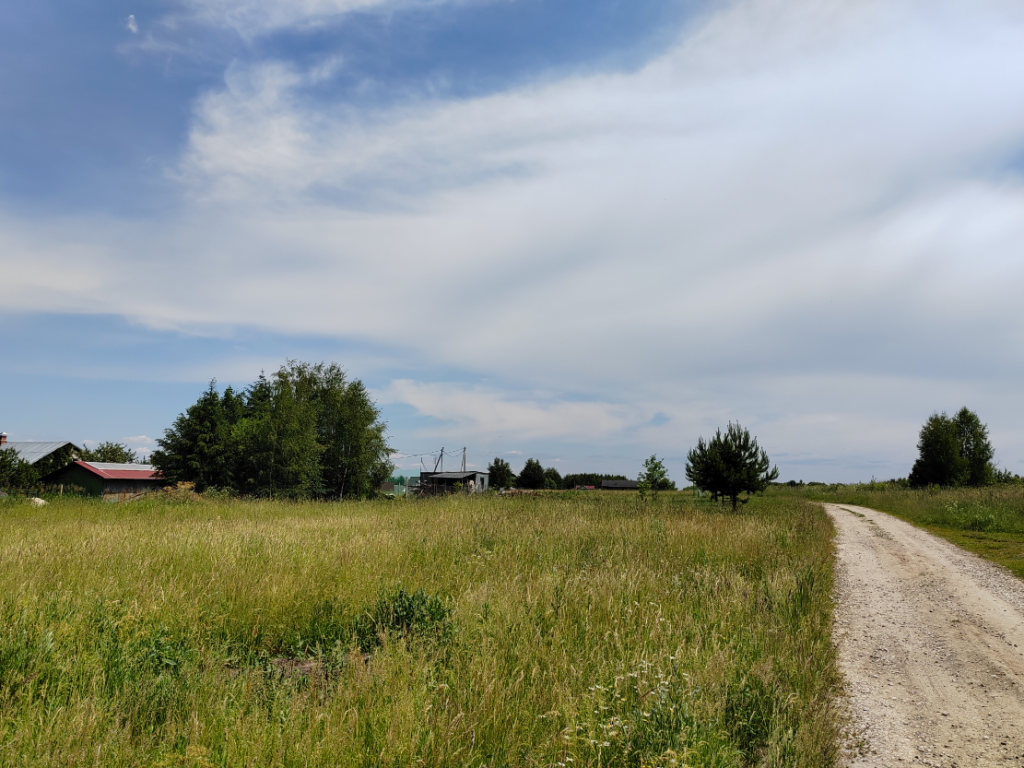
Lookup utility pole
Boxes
[461,447,466,472]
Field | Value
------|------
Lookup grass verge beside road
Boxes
[796,484,1024,580]
[0,492,842,767]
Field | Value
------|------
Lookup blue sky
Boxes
[3,0,1024,482]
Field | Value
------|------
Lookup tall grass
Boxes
[0,492,841,767]
[798,483,1024,534]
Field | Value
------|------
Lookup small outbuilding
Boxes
[601,479,639,490]
[417,471,489,495]
[41,461,162,501]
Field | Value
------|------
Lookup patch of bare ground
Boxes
[828,504,1024,767]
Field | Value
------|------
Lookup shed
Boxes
[41,461,162,501]
[601,480,639,490]
[417,471,489,495]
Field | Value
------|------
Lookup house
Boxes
[41,461,162,501]
[601,479,639,490]
[0,433,82,475]
[416,471,490,495]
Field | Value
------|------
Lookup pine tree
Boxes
[685,423,778,511]
[151,381,236,491]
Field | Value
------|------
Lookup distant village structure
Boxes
[0,433,82,473]
[1,432,161,501]
[43,462,161,501]
[416,470,490,495]
[408,447,490,495]
[601,479,640,490]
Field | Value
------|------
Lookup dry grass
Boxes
[0,492,842,767]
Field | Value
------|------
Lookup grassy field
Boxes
[0,491,842,767]
[798,483,1024,579]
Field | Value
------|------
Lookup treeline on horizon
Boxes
[151,361,392,498]
[483,456,677,491]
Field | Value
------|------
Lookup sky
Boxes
[3,0,1024,482]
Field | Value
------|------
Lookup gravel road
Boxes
[827,504,1024,768]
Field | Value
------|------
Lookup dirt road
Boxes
[827,504,1024,767]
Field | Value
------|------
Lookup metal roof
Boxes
[1,441,81,464]
[422,471,488,480]
[76,462,159,480]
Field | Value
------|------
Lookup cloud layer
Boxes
[5,0,1024,479]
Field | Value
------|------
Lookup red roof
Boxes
[74,461,161,480]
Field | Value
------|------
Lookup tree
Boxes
[81,442,138,464]
[638,454,675,497]
[151,381,239,491]
[517,458,546,490]
[152,363,392,498]
[909,407,994,488]
[543,466,562,490]
[685,422,779,511]
[0,449,37,490]
[487,457,515,489]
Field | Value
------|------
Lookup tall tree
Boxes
[685,423,778,511]
[517,458,546,490]
[154,363,392,498]
[909,408,994,487]
[487,457,515,489]
[151,381,238,491]
[543,466,562,490]
[232,369,322,497]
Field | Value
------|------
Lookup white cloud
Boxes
[6,0,1024,478]
[379,380,644,442]
[168,0,487,38]
[126,14,138,33]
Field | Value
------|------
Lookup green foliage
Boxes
[638,454,675,497]
[152,362,392,497]
[152,381,240,491]
[543,466,562,490]
[355,586,453,651]
[486,457,515,489]
[80,441,139,464]
[516,457,546,489]
[0,448,38,490]
[686,422,780,510]
[909,407,995,488]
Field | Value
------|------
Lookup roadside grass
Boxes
[794,484,1024,580]
[0,492,842,767]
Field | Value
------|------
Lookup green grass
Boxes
[0,492,842,767]
[796,484,1024,579]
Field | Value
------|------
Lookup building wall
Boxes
[45,465,104,496]
[102,479,161,502]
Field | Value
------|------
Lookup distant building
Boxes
[0,433,82,475]
[41,461,162,501]
[601,479,639,490]
[417,471,489,495]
